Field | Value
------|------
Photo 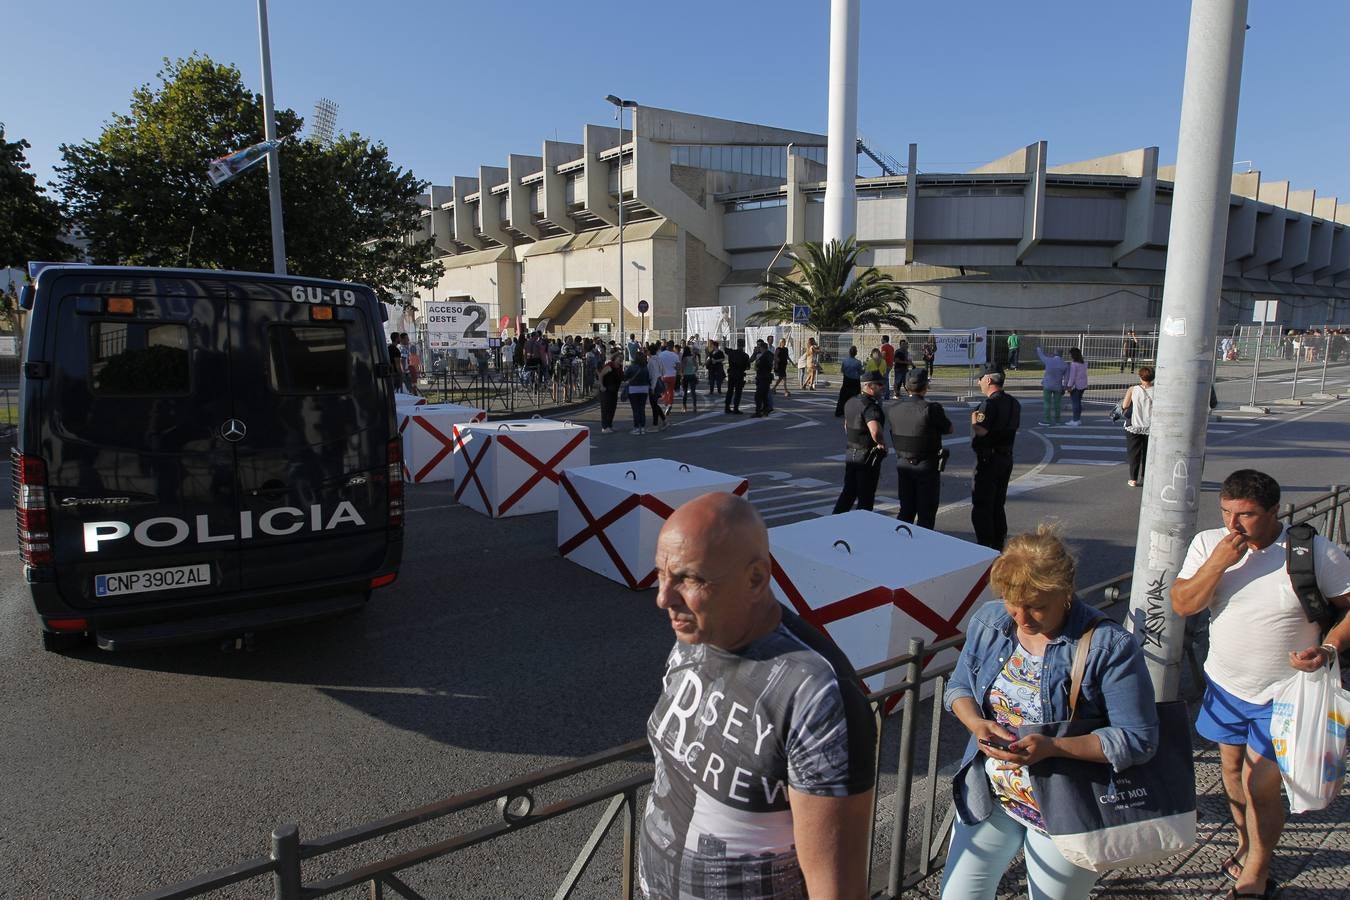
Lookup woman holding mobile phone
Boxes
[939,526,1159,900]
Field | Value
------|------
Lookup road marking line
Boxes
[1057,458,1124,466]
[755,495,839,517]
[666,417,773,440]
[1212,395,1350,445]
[1060,445,1125,452]
[1044,433,1120,441]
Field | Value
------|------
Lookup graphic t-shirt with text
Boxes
[983,646,1047,831]
[640,607,876,900]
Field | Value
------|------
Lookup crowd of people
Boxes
[639,469,1350,900]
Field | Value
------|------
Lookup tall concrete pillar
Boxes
[823,0,859,246]
[1126,0,1248,701]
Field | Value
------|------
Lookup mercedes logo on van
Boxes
[220,419,248,442]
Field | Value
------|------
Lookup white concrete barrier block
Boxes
[768,511,998,700]
[452,419,590,517]
[398,403,486,483]
[558,458,749,589]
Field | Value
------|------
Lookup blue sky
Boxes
[5,0,1348,202]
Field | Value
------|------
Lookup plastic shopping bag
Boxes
[1270,658,1350,813]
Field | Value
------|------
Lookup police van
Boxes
[12,265,404,652]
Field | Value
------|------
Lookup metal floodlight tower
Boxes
[823,0,860,246]
[1125,0,1249,701]
[310,97,339,147]
[256,0,287,274]
[605,95,638,354]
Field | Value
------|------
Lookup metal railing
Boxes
[414,360,600,416]
[136,570,1138,900]
[1283,484,1350,549]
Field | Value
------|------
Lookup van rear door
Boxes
[227,281,390,591]
[43,276,243,608]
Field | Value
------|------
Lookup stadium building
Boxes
[413,105,1349,337]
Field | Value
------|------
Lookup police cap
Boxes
[905,368,930,391]
[863,370,887,385]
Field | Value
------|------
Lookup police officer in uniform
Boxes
[888,368,953,529]
[724,338,751,414]
[832,371,888,514]
[970,366,1021,550]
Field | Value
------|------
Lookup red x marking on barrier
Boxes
[558,477,748,589]
[770,557,992,708]
[452,428,492,511]
[409,411,485,483]
[494,430,589,516]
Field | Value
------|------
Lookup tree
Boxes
[55,55,440,306]
[1,124,73,269]
[746,237,915,333]
[2,125,72,339]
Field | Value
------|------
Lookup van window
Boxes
[268,325,350,393]
[90,322,190,395]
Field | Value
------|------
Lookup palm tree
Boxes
[746,237,915,333]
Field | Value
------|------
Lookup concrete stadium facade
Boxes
[413,106,1350,336]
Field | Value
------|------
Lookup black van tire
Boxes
[41,630,89,653]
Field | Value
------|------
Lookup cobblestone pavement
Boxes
[907,738,1350,899]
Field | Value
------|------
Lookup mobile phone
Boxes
[979,737,1013,751]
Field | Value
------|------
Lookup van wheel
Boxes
[41,630,88,653]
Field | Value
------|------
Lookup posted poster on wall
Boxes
[425,301,497,349]
[930,328,989,366]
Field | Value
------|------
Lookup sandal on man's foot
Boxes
[1221,853,1245,883]
[1224,877,1278,899]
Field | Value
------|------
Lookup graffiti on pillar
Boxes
[1139,572,1169,649]
[1160,459,1197,509]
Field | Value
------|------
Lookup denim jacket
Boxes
[943,600,1159,824]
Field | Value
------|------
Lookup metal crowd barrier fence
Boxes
[1283,484,1350,550]
[407,328,1345,414]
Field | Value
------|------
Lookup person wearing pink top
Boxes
[1065,348,1089,426]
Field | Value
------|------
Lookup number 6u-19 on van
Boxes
[12,265,404,652]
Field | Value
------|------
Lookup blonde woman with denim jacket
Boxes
[940,527,1158,900]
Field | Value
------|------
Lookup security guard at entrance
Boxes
[887,368,953,529]
[832,370,888,514]
[970,366,1021,550]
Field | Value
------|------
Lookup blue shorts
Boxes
[1195,679,1276,760]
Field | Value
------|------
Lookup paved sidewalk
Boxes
[909,742,1350,899]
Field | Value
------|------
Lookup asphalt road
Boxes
[2,377,1348,899]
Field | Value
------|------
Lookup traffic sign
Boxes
[637,299,649,314]
[792,304,810,325]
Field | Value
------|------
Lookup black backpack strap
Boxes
[1286,523,1333,630]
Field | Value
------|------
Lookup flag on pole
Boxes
[206,139,284,186]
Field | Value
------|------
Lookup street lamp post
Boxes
[257,0,287,274]
[605,95,638,358]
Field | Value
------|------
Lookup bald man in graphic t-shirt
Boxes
[640,494,876,900]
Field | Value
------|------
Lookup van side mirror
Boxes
[19,284,34,310]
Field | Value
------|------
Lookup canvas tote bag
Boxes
[1016,625,1197,872]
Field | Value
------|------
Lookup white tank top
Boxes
[1126,384,1153,433]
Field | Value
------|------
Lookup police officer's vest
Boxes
[889,396,939,459]
[845,394,881,450]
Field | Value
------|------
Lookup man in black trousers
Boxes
[969,366,1021,550]
[832,372,888,514]
[752,340,775,416]
[724,338,750,414]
